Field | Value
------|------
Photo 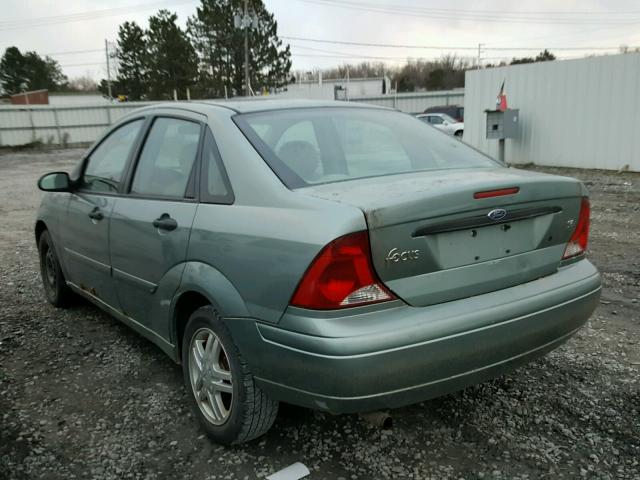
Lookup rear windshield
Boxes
[234,107,497,188]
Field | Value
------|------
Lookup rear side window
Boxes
[234,108,497,188]
[82,119,143,193]
[130,117,201,198]
[200,128,233,204]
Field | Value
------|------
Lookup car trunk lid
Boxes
[297,167,585,307]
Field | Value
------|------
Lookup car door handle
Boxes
[88,207,104,221]
[152,214,178,231]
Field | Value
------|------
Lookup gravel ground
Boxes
[0,148,638,480]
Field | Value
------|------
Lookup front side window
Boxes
[429,116,444,125]
[130,117,201,198]
[235,108,497,188]
[82,119,143,193]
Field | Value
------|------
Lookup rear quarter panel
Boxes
[188,200,366,323]
[185,111,366,323]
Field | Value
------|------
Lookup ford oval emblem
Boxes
[488,208,507,221]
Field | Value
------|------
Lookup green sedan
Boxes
[35,100,601,444]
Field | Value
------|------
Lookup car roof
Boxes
[200,98,391,113]
[137,99,392,115]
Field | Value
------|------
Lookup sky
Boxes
[1,0,640,82]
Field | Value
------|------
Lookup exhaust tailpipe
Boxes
[359,411,393,429]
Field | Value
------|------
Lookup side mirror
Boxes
[443,121,449,126]
[38,172,71,192]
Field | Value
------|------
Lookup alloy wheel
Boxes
[188,328,233,425]
[44,246,57,293]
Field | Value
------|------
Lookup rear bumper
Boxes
[227,260,601,413]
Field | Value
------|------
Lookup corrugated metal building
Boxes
[464,52,640,172]
[276,77,389,100]
[10,89,49,105]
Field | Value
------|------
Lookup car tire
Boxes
[182,305,279,445]
[38,230,74,307]
[454,130,464,138]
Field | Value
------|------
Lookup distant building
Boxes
[10,89,49,105]
[49,92,111,105]
[8,90,111,106]
[275,76,393,100]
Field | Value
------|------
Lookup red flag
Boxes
[497,80,507,111]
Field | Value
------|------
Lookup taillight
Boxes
[290,231,396,310]
[563,197,590,259]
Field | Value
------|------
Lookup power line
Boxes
[295,0,640,16]
[291,43,374,57]
[290,52,598,63]
[293,0,640,25]
[282,35,637,52]
[28,36,640,68]
[292,52,408,61]
[291,43,460,61]
[42,49,104,56]
[284,36,477,51]
[0,0,197,31]
[59,62,105,68]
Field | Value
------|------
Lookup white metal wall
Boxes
[275,82,337,100]
[464,52,640,172]
[49,94,111,105]
[0,103,150,146]
[277,78,386,100]
[353,90,464,113]
[0,91,464,147]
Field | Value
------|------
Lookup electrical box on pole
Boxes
[485,108,519,164]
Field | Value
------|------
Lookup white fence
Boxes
[352,90,464,113]
[464,52,640,172]
[0,90,463,147]
[0,103,152,147]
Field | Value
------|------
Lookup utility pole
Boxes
[346,65,350,101]
[235,2,256,97]
[477,43,484,69]
[243,0,250,97]
[105,39,112,99]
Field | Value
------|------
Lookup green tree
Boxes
[510,56,535,65]
[98,79,120,98]
[321,61,387,80]
[187,0,231,98]
[248,2,292,94]
[0,47,67,95]
[0,47,26,95]
[187,0,291,97]
[116,21,149,100]
[511,50,556,65]
[535,49,556,62]
[426,69,445,90]
[22,52,68,91]
[146,10,198,99]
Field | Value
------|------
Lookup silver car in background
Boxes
[417,112,464,137]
